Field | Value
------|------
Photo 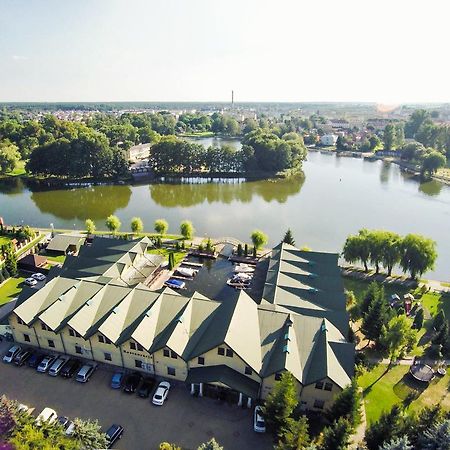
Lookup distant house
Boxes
[320,134,338,146]
[18,254,47,272]
[46,233,85,256]
[127,143,151,162]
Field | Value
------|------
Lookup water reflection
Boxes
[379,162,391,184]
[149,175,305,207]
[30,184,132,220]
[419,180,443,197]
[0,178,26,196]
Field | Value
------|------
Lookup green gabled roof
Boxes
[186,365,260,398]
[14,277,76,325]
[47,233,85,252]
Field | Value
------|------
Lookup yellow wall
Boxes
[121,339,155,374]
[9,314,39,347]
[300,377,342,411]
[33,320,65,353]
[90,333,123,366]
[59,326,94,360]
[153,347,188,380]
[260,373,302,400]
[189,343,261,384]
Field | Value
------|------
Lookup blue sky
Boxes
[0,0,449,102]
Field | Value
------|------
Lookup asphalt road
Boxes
[0,344,272,450]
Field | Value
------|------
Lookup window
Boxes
[163,349,170,357]
[218,347,225,356]
[170,350,177,359]
[198,357,205,365]
[23,334,30,342]
[135,359,142,368]
[275,373,282,381]
[104,353,112,361]
[48,339,55,348]
[226,348,233,358]
[324,382,333,391]
[315,381,324,390]
[69,329,75,337]
[17,317,25,325]
[167,367,176,376]
[75,345,82,354]
[41,322,50,331]
[130,342,137,350]
[98,335,105,343]
[313,399,325,409]
[245,366,253,375]
[137,343,144,352]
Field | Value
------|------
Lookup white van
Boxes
[75,363,97,383]
[48,356,69,377]
[36,407,57,426]
[3,345,21,363]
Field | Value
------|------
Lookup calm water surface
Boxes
[1,149,449,280]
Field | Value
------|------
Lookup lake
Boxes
[1,146,449,280]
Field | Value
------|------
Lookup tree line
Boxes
[149,128,307,175]
[342,229,437,279]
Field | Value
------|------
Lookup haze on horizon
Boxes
[1,0,449,104]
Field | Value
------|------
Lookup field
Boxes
[342,276,410,303]
[147,248,186,266]
[358,364,450,424]
[0,274,26,305]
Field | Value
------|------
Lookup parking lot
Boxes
[0,342,272,450]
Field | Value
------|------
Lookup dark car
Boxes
[105,424,124,448]
[60,359,80,378]
[28,353,45,369]
[137,377,155,398]
[14,350,32,366]
[57,416,69,428]
[123,373,142,393]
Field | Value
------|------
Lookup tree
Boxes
[0,140,20,174]
[105,215,121,234]
[361,286,389,344]
[262,371,298,437]
[130,217,144,235]
[70,418,108,450]
[422,151,446,176]
[433,310,446,332]
[327,379,361,428]
[318,418,352,450]
[380,231,402,276]
[380,436,412,450]
[383,124,397,151]
[407,405,446,447]
[154,219,168,235]
[342,230,370,272]
[276,416,311,450]
[412,308,424,329]
[4,244,17,277]
[180,220,194,240]
[282,229,295,246]
[400,234,437,279]
[197,438,223,450]
[85,219,96,235]
[168,252,175,271]
[159,443,181,450]
[419,420,450,450]
[381,315,417,362]
[365,405,406,450]
[251,230,268,250]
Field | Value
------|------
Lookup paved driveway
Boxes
[0,348,272,450]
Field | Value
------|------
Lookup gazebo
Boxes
[410,363,434,382]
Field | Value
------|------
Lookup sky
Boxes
[0,0,449,103]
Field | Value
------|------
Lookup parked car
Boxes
[164,279,185,289]
[24,277,38,287]
[37,355,57,373]
[57,416,69,428]
[28,352,45,368]
[75,363,97,383]
[48,356,69,376]
[31,273,46,281]
[60,359,80,378]
[16,403,33,415]
[105,424,124,448]
[14,349,32,366]
[253,405,266,433]
[36,407,57,426]
[3,345,21,363]
[110,372,124,389]
[123,372,142,393]
[152,381,171,406]
[137,377,155,398]
[65,420,75,436]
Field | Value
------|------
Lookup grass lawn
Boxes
[43,254,66,264]
[343,276,410,304]
[421,291,450,318]
[0,274,26,305]
[358,364,450,424]
[147,248,186,266]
